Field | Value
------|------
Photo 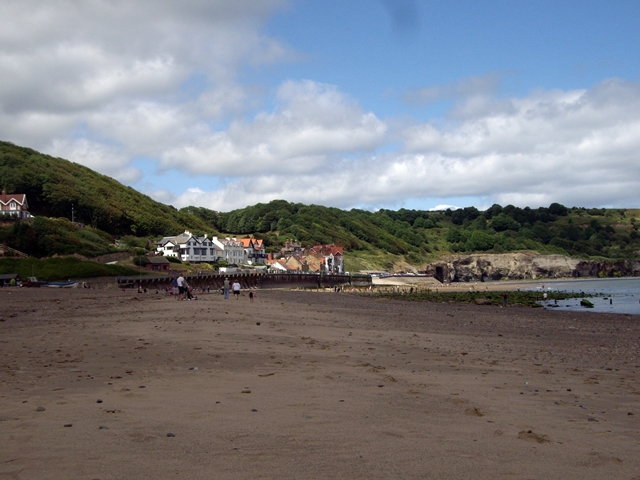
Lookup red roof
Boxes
[0,190,28,211]
[1,192,27,206]
[238,238,264,250]
[238,238,253,248]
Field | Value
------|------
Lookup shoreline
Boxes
[371,275,639,291]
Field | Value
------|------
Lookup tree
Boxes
[484,204,502,219]
[490,214,520,232]
[549,202,568,216]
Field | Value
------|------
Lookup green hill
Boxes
[186,201,640,270]
[0,141,214,236]
[2,140,639,270]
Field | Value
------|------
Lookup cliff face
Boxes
[424,253,640,282]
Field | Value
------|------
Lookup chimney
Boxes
[1,189,6,202]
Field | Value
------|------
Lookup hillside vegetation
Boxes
[0,257,138,281]
[186,202,640,266]
[0,141,214,236]
[1,141,639,270]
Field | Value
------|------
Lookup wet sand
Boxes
[1,288,639,479]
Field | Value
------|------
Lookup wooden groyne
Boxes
[116,272,372,290]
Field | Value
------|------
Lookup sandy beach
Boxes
[1,287,639,479]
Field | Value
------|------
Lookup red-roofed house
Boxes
[0,190,32,219]
[238,237,267,264]
[285,254,308,272]
[307,244,344,274]
[267,257,289,272]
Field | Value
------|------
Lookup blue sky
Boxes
[1,0,639,212]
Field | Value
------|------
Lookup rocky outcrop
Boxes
[424,253,640,283]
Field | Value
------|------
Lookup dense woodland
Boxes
[1,141,639,268]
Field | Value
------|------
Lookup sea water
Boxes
[525,277,640,315]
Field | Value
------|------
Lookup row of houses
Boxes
[156,231,266,265]
[156,231,345,273]
[1,190,346,273]
[267,243,344,274]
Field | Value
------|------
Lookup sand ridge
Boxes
[1,288,639,479]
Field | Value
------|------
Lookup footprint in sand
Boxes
[517,430,550,443]
[464,407,485,417]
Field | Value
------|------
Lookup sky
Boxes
[1,0,639,213]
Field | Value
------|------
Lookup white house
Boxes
[157,231,251,264]
[211,237,244,264]
[0,190,32,219]
[156,231,223,263]
[267,258,289,272]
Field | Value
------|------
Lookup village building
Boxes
[143,256,171,271]
[306,244,344,274]
[157,234,348,272]
[0,190,32,219]
[238,237,267,264]
[211,237,244,264]
[265,245,345,274]
[280,239,303,256]
[156,231,223,263]
[285,254,308,272]
[267,258,288,272]
[301,254,322,272]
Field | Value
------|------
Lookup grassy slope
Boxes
[0,257,138,281]
[0,141,215,236]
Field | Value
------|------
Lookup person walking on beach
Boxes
[249,291,254,303]
[183,278,190,300]
[177,274,186,300]
[232,280,241,299]
[171,277,179,299]
[223,277,230,300]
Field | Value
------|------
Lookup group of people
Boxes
[171,274,198,300]
[222,277,243,299]
[167,275,254,302]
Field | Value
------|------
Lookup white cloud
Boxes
[1,1,639,213]
[49,139,143,184]
[430,205,460,211]
[159,80,387,176]
[0,0,291,152]
[158,78,640,211]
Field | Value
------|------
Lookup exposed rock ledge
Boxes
[424,253,640,283]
